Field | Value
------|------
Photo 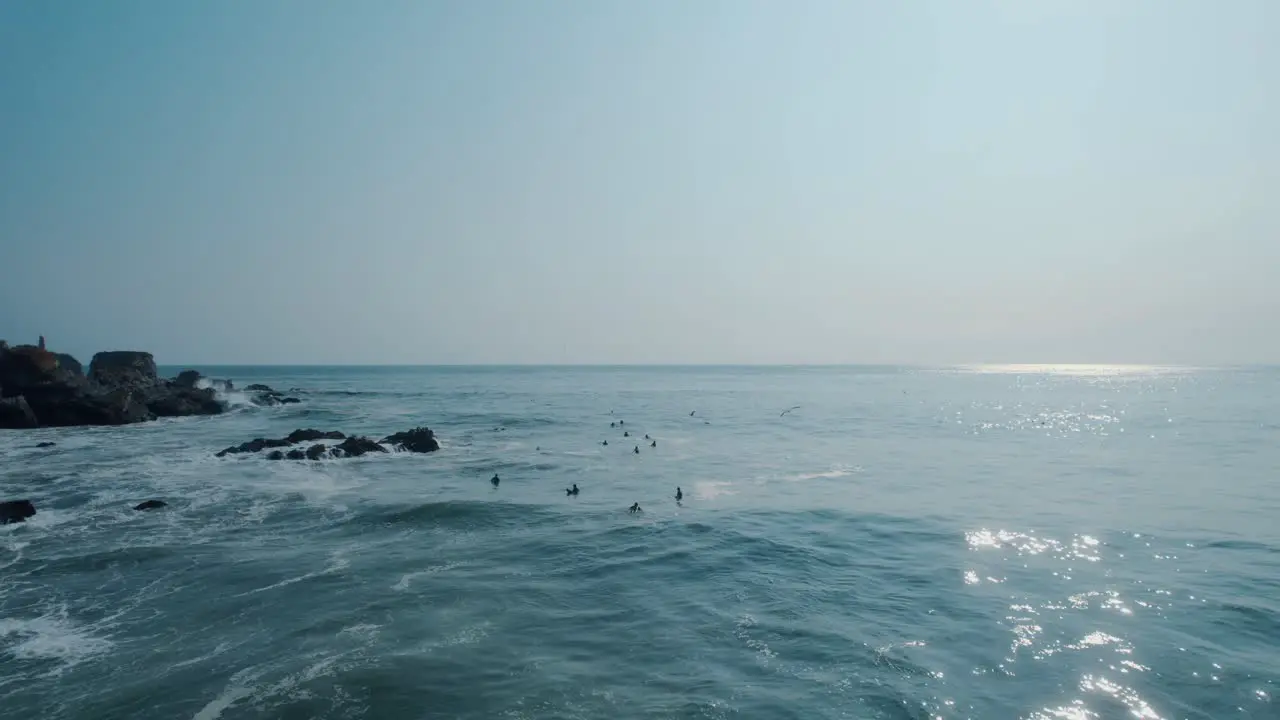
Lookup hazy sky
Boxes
[2,1,1276,365]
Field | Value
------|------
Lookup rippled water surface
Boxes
[2,365,1277,719]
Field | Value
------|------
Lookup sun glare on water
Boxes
[953,364,1196,377]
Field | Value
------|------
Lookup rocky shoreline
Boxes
[0,340,304,429]
[0,339,445,525]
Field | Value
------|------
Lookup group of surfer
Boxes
[491,414,691,513]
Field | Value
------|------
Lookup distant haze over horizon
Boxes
[2,2,1276,366]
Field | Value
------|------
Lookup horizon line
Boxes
[154,361,1276,368]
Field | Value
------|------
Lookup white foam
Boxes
[172,642,233,669]
[694,480,736,499]
[232,551,349,598]
[191,666,260,720]
[392,561,464,591]
[785,466,861,482]
[0,613,113,665]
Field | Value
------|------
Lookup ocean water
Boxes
[2,365,1278,719]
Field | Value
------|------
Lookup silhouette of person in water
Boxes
[619,420,624,426]
[633,445,640,454]
[602,440,608,446]
[491,474,500,487]
[644,434,650,440]
[566,483,579,496]
[675,487,683,502]
[611,422,616,428]
[623,431,629,437]
[629,502,642,513]
[650,440,656,448]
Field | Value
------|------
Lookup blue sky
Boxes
[1,1,1276,365]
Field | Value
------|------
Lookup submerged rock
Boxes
[333,436,387,457]
[216,437,294,457]
[244,384,274,393]
[381,427,440,453]
[285,428,345,444]
[133,500,167,511]
[217,429,346,457]
[0,499,36,524]
[217,427,438,460]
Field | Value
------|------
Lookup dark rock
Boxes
[0,344,223,428]
[381,427,440,453]
[55,353,83,377]
[245,385,299,407]
[285,449,306,460]
[89,351,158,390]
[286,429,345,443]
[2,345,79,394]
[0,499,36,524]
[216,437,293,457]
[333,436,387,457]
[216,429,345,457]
[0,396,38,428]
[266,450,285,460]
[145,385,223,417]
[305,443,328,460]
[133,500,167,511]
[21,385,153,428]
[174,370,202,388]
[35,441,56,448]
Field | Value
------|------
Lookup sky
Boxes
[1,1,1276,365]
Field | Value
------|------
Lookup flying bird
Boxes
[780,406,801,417]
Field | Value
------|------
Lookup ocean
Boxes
[1,365,1277,719]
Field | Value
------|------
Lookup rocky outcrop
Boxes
[0,344,227,428]
[286,429,345,443]
[0,499,36,524]
[175,370,202,388]
[89,351,158,390]
[0,396,38,428]
[382,427,439,453]
[333,436,386,457]
[146,387,224,417]
[215,428,346,457]
[55,354,83,377]
[216,426,438,460]
[216,437,293,457]
[241,383,302,407]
